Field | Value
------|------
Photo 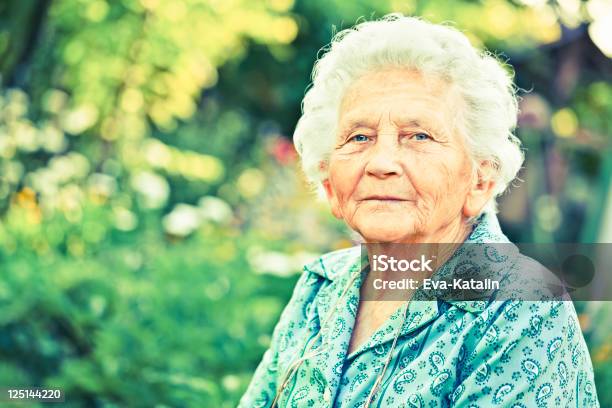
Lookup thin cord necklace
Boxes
[270,266,365,407]
[363,293,414,407]
[270,261,417,407]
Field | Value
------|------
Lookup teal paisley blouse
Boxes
[239,212,600,407]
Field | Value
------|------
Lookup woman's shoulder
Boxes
[273,246,362,326]
[475,298,581,337]
[455,298,599,406]
[464,299,593,378]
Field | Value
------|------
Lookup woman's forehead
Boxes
[337,69,462,132]
[341,68,458,107]
[342,67,451,97]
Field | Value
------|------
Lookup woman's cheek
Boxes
[329,166,355,206]
[416,163,453,209]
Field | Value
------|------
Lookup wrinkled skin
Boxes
[322,67,497,244]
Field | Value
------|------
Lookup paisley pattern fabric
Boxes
[239,212,600,407]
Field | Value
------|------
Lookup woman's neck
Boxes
[362,216,475,301]
[401,216,473,244]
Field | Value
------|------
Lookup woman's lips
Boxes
[360,197,414,209]
[361,195,412,201]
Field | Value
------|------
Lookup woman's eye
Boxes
[349,134,370,143]
[413,132,431,141]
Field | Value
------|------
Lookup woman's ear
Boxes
[322,179,343,220]
[463,160,497,217]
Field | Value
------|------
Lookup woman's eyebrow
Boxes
[391,117,432,129]
[339,118,379,133]
[339,117,447,137]
[394,118,448,137]
[395,119,424,128]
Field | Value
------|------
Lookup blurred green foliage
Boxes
[0,0,610,406]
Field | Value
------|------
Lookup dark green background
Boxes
[0,0,610,406]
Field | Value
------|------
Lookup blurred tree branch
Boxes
[0,0,51,86]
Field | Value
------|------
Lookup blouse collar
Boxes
[303,211,515,315]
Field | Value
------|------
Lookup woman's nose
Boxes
[363,134,404,178]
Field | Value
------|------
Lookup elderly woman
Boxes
[239,15,599,407]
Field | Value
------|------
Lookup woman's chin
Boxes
[357,221,418,243]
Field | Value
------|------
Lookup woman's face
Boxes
[322,68,495,243]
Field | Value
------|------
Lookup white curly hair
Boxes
[292,13,524,215]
